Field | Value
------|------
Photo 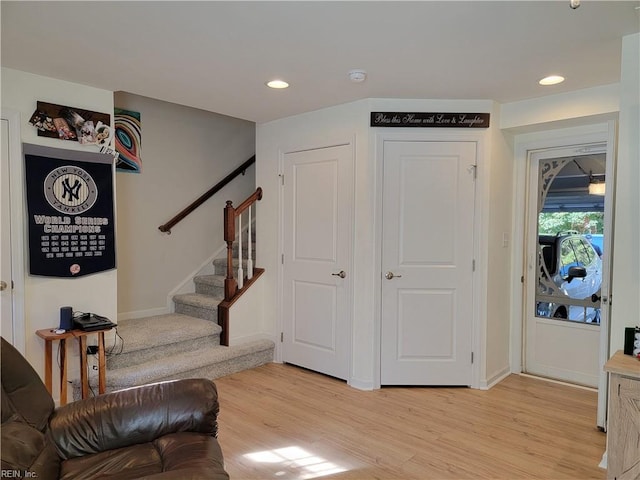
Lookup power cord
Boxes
[86,354,97,398]
[105,326,124,356]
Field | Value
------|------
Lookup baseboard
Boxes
[518,372,598,392]
[348,377,375,391]
[118,307,169,321]
[229,333,276,347]
[599,451,607,470]
[480,365,511,390]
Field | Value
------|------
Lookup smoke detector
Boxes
[348,69,367,83]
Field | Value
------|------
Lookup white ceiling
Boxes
[2,1,639,123]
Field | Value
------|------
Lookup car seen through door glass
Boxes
[536,233,602,323]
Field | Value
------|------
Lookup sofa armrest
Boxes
[48,378,220,460]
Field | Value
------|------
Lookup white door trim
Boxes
[511,121,614,428]
[1,108,26,354]
[373,130,486,389]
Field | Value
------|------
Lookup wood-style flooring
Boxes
[215,363,606,480]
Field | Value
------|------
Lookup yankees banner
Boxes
[24,144,116,278]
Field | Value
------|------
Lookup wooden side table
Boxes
[604,350,640,480]
[35,327,112,405]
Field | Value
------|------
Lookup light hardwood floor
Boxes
[215,363,606,480]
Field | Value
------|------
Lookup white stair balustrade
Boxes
[247,206,253,280]
[237,213,244,289]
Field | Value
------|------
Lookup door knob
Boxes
[331,270,346,279]
[0,280,7,291]
[385,272,402,280]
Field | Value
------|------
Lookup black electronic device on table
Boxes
[73,312,116,332]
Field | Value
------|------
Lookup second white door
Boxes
[1,119,13,343]
[381,140,476,385]
[282,144,353,380]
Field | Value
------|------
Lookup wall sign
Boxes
[24,144,116,278]
[371,112,490,128]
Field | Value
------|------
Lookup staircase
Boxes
[74,229,274,398]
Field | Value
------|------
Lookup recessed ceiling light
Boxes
[539,75,565,86]
[266,80,289,89]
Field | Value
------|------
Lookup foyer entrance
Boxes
[524,144,613,388]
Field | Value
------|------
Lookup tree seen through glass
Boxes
[538,212,604,235]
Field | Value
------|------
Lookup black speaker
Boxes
[624,327,639,355]
[59,306,73,331]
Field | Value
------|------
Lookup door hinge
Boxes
[280,332,284,342]
[521,275,524,284]
[617,382,620,397]
[471,352,474,364]
[470,164,477,180]
[281,254,285,265]
[472,259,476,271]
[279,173,285,186]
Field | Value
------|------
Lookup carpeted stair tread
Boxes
[105,340,275,388]
[89,224,273,398]
[213,257,253,271]
[115,314,221,354]
[193,274,226,288]
[173,292,224,307]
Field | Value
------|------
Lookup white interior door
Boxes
[282,144,353,380]
[524,144,611,388]
[1,118,14,343]
[381,141,476,385]
[1,110,25,353]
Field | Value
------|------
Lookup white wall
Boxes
[610,33,640,353]
[369,98,511,389]
[503,33,639,360]
[484,103,514,386]
[228,274,269,345]
[114,93,255,318]
[257,98,511,389]
[500,84,619,133]
[1,68,115,398]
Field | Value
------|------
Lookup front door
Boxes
[524,145,611,388]
[381,141,476,385]
[282,144,353,380]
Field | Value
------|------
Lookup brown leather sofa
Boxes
[1,337,229,479]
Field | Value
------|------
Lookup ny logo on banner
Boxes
[61,177,82,202]
[44,166,98,214]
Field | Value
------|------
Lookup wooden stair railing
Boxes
[218,187,264,346]
[158,156,255,234]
